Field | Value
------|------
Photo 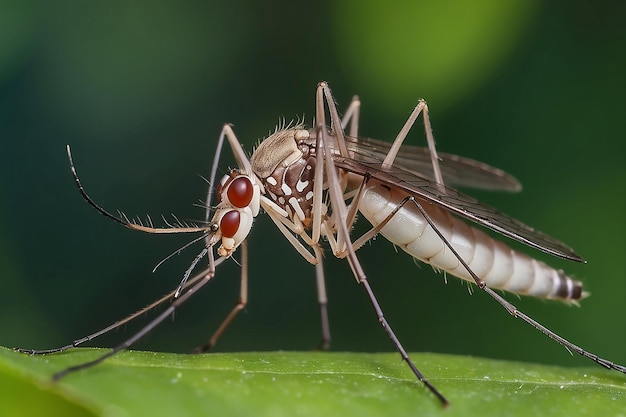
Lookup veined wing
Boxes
[333,156,583,262]
[345,136,522,192]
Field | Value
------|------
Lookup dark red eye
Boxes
[220,210,240,238]
[227,176,253,208]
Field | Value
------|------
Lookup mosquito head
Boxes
[208,171,261,258]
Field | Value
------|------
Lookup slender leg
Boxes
[310,92,326,244]
[318,121,448,406]
[324,174,422,257]
[409,196,626,374]
[51,264,218,380]
[318,83,349,157]
[314,83,450,404]
[196,240,249,352]
[340,95,361,138]
[261,200,319,264]
[14,261,224,355]
[379,100,444,186]
[350,195,415,252]
[203,123,257,225]
[261,195,330,349]
[313,245,331,350]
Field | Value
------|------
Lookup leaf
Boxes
[1,346,624,417]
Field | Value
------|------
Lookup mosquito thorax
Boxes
[250,127,318,227]
[250,128,307,178]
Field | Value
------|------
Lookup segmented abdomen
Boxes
[358,183,584,301]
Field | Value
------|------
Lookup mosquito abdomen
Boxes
[359,183,585,301]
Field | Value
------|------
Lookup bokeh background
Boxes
[1,0,624,372]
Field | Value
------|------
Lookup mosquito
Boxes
[17,82,625,406]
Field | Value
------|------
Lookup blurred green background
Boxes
[1,0,624,373]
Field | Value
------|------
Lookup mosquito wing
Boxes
[345,136,522,192]
[333,156,583,262]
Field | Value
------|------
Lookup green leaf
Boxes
[1,346,624,417]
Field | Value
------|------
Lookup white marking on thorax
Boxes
[296,180,309,192]
[289,197,306,220]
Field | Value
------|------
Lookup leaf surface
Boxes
[1,347,624,417]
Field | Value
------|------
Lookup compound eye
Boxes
[220,210,240,238]
[226,176,254,208]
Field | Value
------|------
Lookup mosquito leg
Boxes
[360,277,449,406]
[316,83,349,256]
[318,82,349,157]
[336,174,424,255]
[174,247,209,297]
[205,125,231,222]
[484,286,626,373]
[340,95,361,138]
[15,259,226,356]
[325,174,413,257]
[205,124,257,221]
[51,263,218,381]
[261,202,319,264]
[419,103,443,186]
[311,96,326,244]
[318,124,449,406]
[379,100,444,186]
[410,197,626,374]
[313,245,331,350]
[256,195,334,348]
[350,195,417,252]
[319,171,370,258]
[195,241,249,352]
[343,175,368,241]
